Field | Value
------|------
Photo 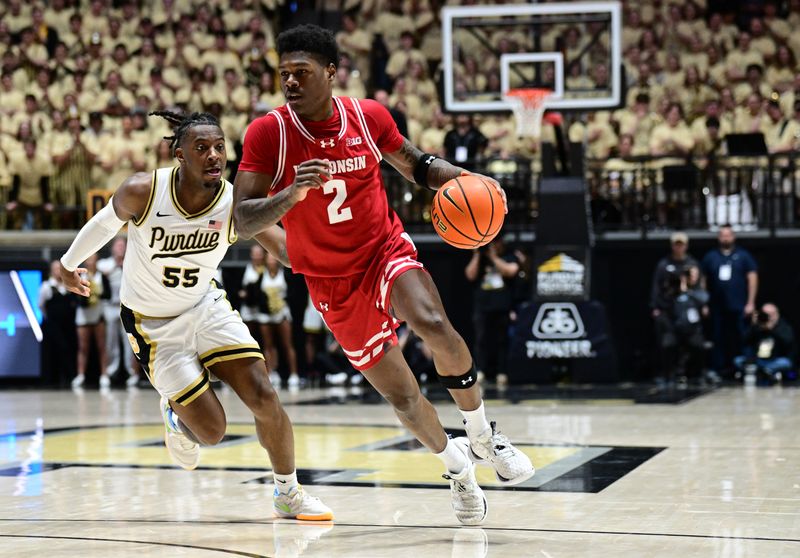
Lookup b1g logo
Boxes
[532,303,584,339]
[527,303,594,358]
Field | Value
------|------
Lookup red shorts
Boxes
[305,233,424,371]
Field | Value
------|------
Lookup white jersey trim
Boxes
[350,98,382,164]
[286,104,315,142]
[334,97,349,140]
[132,171,157,227]
[285,96,349,144]
[268,111,286,190]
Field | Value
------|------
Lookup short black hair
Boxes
[277,24,339,68]
[149,111,221,156]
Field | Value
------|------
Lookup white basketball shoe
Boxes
[273,485,334,521]
[160,396,200,470]
[442,438,487,526]
[465,421,535,485]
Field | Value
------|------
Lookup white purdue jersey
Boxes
[120,166,237,317]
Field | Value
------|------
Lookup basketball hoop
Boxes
[503,88,552,138]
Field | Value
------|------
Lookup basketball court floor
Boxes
[0,383,798,557]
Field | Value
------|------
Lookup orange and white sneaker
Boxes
[273,485,333,521]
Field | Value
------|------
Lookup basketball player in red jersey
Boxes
[234,25,534,526]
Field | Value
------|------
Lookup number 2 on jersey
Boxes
[323,179,353,224]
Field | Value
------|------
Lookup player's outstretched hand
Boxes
[60,266,91,297]
[461,171,508,214]
[290,159,332,201]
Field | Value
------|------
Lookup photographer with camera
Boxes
[651,233,708,385]
[654,266,709,386]
[734,304,796,384]
[465,237,520,387]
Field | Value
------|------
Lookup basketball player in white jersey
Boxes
[59,111,332,521]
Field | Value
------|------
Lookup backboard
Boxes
[442,1,622,113]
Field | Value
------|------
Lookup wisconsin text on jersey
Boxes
[148,226,221,260]
[292,155,367,175]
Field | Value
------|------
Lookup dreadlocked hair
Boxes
[149,110,220,155]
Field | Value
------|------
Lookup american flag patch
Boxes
[207,220,222,230]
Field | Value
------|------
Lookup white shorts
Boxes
[76,304,104,327]
[303,300,324,333]
[120,284,263,405]
[239,304,269,324]
[264,306,291,325]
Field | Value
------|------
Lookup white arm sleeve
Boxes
[60,200,127,272]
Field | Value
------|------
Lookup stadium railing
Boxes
[2,153,800,238]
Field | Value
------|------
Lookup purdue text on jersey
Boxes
[149,226,221,260]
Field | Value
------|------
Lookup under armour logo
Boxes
[319,302,329,312]
[425,156,435,165]
[320,139,335,148]
[461,376,472,385]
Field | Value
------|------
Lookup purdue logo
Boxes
[320,138,336,148]
[149,226,221,260]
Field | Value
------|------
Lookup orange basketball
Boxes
[431,174,504,249]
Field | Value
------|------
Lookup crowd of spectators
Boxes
[3,0,800,231]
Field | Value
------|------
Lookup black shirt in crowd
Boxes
[650,255,699,311]
[743,319,796,361]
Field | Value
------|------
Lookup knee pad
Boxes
[437,364,478,389]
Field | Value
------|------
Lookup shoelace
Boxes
[479,422,515,459]
[287,487,323,508]
[442,474,468,492]
[442,474,481,500]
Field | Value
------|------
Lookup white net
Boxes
[502,89,552,138]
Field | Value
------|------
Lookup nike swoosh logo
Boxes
[214,295,224,302]
[277,479,287,483]
[156,211,172,217]
[441,187,464,213]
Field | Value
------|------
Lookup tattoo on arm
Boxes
[235,188,298,239]
[426,159,466,191]
[386,139,466,191]
[396,139,423,177]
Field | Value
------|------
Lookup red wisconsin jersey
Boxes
[239,97,406,277]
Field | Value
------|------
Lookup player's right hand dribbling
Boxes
[289,159,332,201]
[60,266,91,297]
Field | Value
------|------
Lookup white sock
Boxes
[460,401,491,436]
[274,471,298,494]
[435,438,469,475]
